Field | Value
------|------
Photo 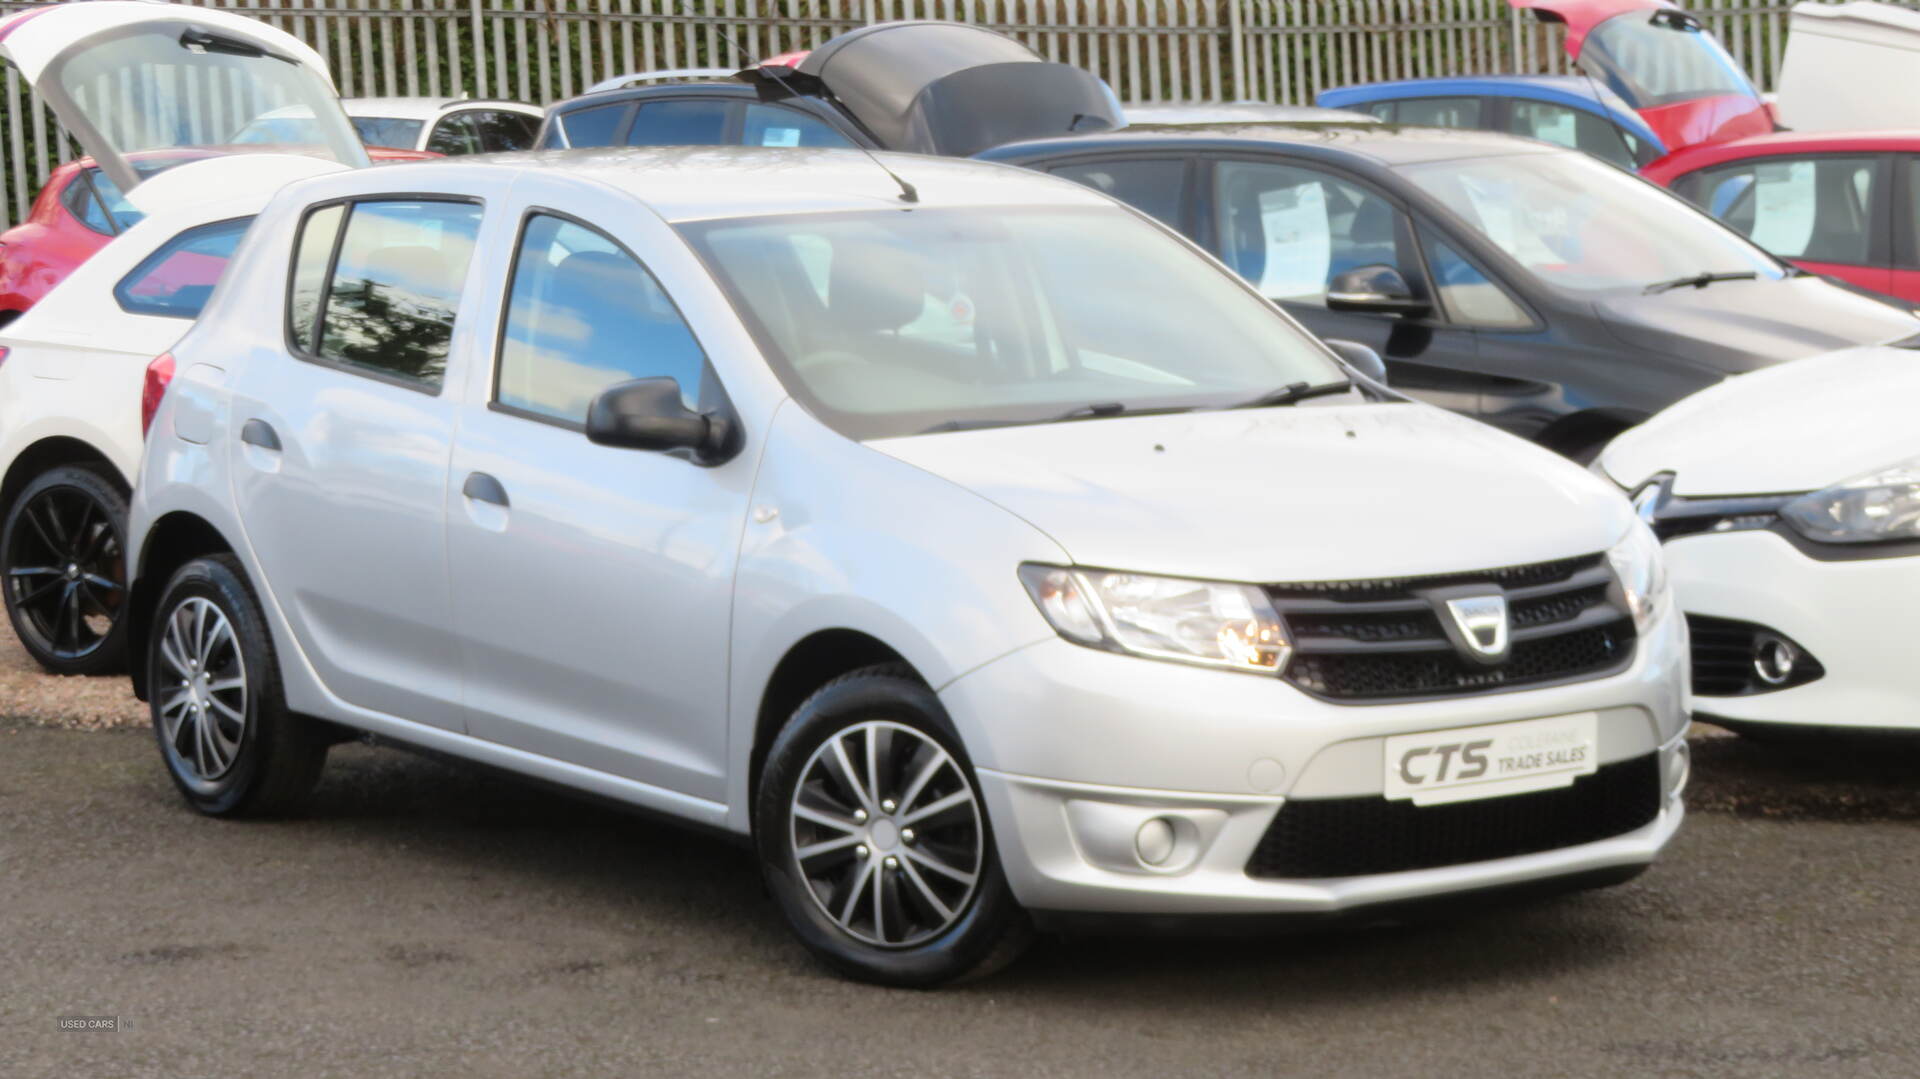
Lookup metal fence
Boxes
[0,0,1850,228]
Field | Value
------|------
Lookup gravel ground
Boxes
[0,620,145,730]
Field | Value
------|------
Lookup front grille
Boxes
[1268,554,1635,702]
[1687,614,1824,696]
[1245,754,1663,879]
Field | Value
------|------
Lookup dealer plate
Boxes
[1383,712,1599,807]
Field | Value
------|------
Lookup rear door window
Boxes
[1393,97,1484,129]
[113,217,253,319]
[473,110,540,152]
[1049,158,1189,231]
[625,99,733,146]
[426,113,485,155]
[1213,160,1408,304]
[286,199,484,390]
[496,214,708,423]
[742,103,853,148]
[1684,155,1883,265]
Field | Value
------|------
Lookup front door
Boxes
[1203,156,1487,417]
[446,209,749,802]
[228,197,484,731]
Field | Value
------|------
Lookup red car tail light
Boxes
[142,352,176,437]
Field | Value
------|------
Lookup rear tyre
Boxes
[1,465,131,675]
[148,554,327,817]
[755,664,1031,987]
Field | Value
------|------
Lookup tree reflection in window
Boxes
[317,200,482,388]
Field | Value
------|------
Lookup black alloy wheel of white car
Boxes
[756,664,1031,987]
[1,465,131,675]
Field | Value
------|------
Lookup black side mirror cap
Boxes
[1327,264,1431,317]
[585,377,738,464]
[1322,338,1388,385]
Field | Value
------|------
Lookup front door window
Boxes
[1213,160,1408,304]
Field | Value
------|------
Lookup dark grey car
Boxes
[979,124,1920,458]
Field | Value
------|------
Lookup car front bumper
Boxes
[1669,528,1920,731]
[940,605,1689,916]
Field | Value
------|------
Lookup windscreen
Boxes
[680,207,1347,440]
[47,23,368,188]
[1401,151,1782,294]
[351,116,426,149]
[1579,11,1761,109]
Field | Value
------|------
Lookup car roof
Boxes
[344,97,541,119]
[1125,102,1380,125]
[550,81,756,111]
[981,122,1568,168]
[1643,128,1920,182]
[327,146,1113,222]
[1318,75,1662,147]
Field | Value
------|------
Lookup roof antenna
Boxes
[691,11,918,203]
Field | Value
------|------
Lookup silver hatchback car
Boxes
[129,148,1688,985]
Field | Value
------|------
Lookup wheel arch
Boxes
[1534,407,1648,461]
[749,628,917,831]
[127,511,236,700]
[0,435,126,513]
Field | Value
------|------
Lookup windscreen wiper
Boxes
[1230,379,1354,409]
[1643,271,1759,295]
[180,28,298,66]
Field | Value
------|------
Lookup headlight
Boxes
[1606,523,1669,632]
[1780,455,1920,544]
[1017,564,1288,674]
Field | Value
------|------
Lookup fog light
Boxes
[1668,741,1690,798]
[1135,817,1176,866]
[1753,634,1799,686]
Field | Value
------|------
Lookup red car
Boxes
[0,147,436,328]
[1643,131,1920,305]
[1508,0,1773,153]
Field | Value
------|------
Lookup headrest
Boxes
[828,242,927,334]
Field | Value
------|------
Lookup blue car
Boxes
[1318,75,1665,171]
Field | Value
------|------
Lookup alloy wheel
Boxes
[789,720,984,948]
[156,596,249,781]
[3,484,125,660]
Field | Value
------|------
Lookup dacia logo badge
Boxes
[1444,594,1510,664]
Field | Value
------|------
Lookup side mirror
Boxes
[1327,264,1431,317]
[1323,338,1388,385]
[585,377,736,463]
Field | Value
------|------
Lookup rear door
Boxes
[0,1,369,198]
[227,191,492,732]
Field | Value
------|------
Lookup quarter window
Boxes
[1213,161,1406,305]
[557,103,630,147]
[1685,156,1881,265]
[114,217,253,319]
[426,113,485,155]
[496,214,708,424]
[1049,158,1188,230]
[1507,101,1638,171]
[287,199,483,390]
[474,110,539,152]
[1420,229,1530,329]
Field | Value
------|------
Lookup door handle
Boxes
[462,471,509,508]
[240,418,281,451]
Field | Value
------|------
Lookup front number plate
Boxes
[1383,713,1599,807]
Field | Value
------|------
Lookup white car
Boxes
[128,145,1687,985]
[1600,343,1920,736]
[234,98,544,155]
[0,2,365,675]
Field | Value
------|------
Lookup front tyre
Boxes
[755,665,1030,987]
[148,555,326,817]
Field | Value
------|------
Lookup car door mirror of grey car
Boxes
[1326,265,1431,318]
[585,377,738,464]
[1322,338,1388,385]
